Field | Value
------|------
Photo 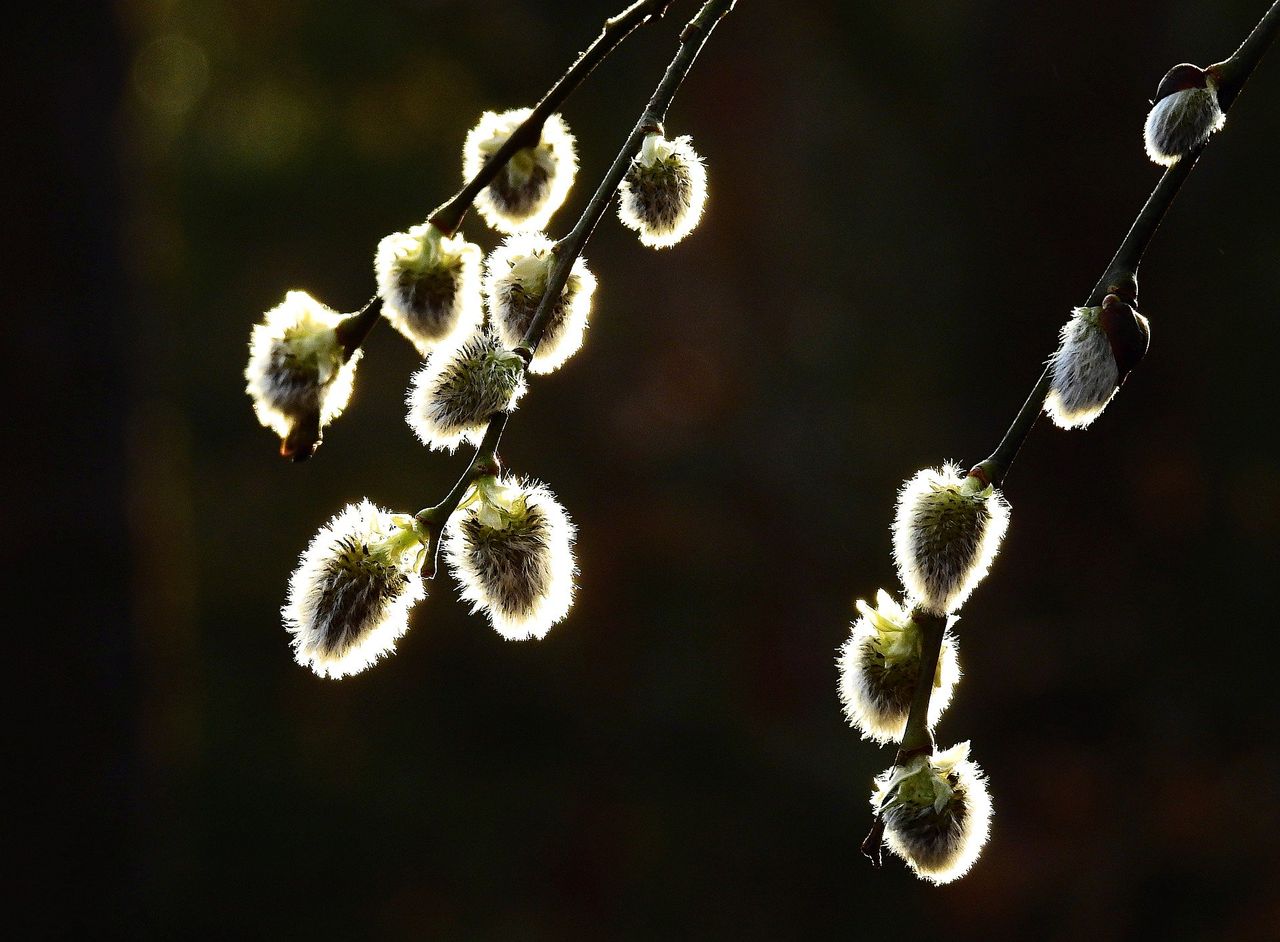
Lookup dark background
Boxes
[15,0,1280,937]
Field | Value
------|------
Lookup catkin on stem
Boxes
[444,477,577,641]
[284,500,426,679]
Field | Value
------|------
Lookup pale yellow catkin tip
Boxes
[871,741,992,884]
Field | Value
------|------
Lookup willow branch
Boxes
[413,0,738,573]
[428,0,677,237]
[520,0,736,354]
[976,1,1278,488]
[1214,0,1280,110]
[330,0,676,363]
[895,612,946,761]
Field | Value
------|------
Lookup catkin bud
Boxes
[1143,64,1224,167]
[837,590,960,744]
[871,741,992,884]
[464,109,577,233]
[283,500,426,679]
[405,329,527,452]
[892,463,1011,616]
[617,132,708,249]
[1045,294,1151,430]
[245,290,362,461]
[444,476,576,641]
[484,233,597,375]
[375,222,483,356]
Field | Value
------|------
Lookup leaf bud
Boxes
[1144,63,1224,166]
[1044,294,1150,429]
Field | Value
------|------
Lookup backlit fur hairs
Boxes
[617,132,708,249]
[837,590,960,744]
[871,741,992,885]
[375,222,483,356]
[445,477,576,641]
[892,463,1011,616]
[1144,78,1224,167]
[283,499,425,679]
[245,290,361,446]
[484,232,597,375]
[1044,306,1119,429]
[405,329,527,452]
[464,109,578,234]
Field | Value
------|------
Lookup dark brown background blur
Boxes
[13,0,1280,937]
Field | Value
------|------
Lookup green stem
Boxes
[428,0,677,237]
[976,2,1277,489]
[894,611,946,762]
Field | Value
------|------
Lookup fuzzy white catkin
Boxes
[484,232,596,375]
[617,132,708,248]
[892,463,1011,616]
[1144,86,1224,167]
[444,477,576,641]
[1044,306,1120,429]
[871,741,992,885]
[375,223,483,356]
[464,109,577,234]
[405,329,527,452]
[837,590,960,744]
[245,290,361,447]
[283,500,425,679]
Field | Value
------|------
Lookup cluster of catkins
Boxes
[838,464,1007,883]
[839,57,1226,884]
[245,107,709,678]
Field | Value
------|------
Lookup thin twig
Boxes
[976,0,1278,488]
